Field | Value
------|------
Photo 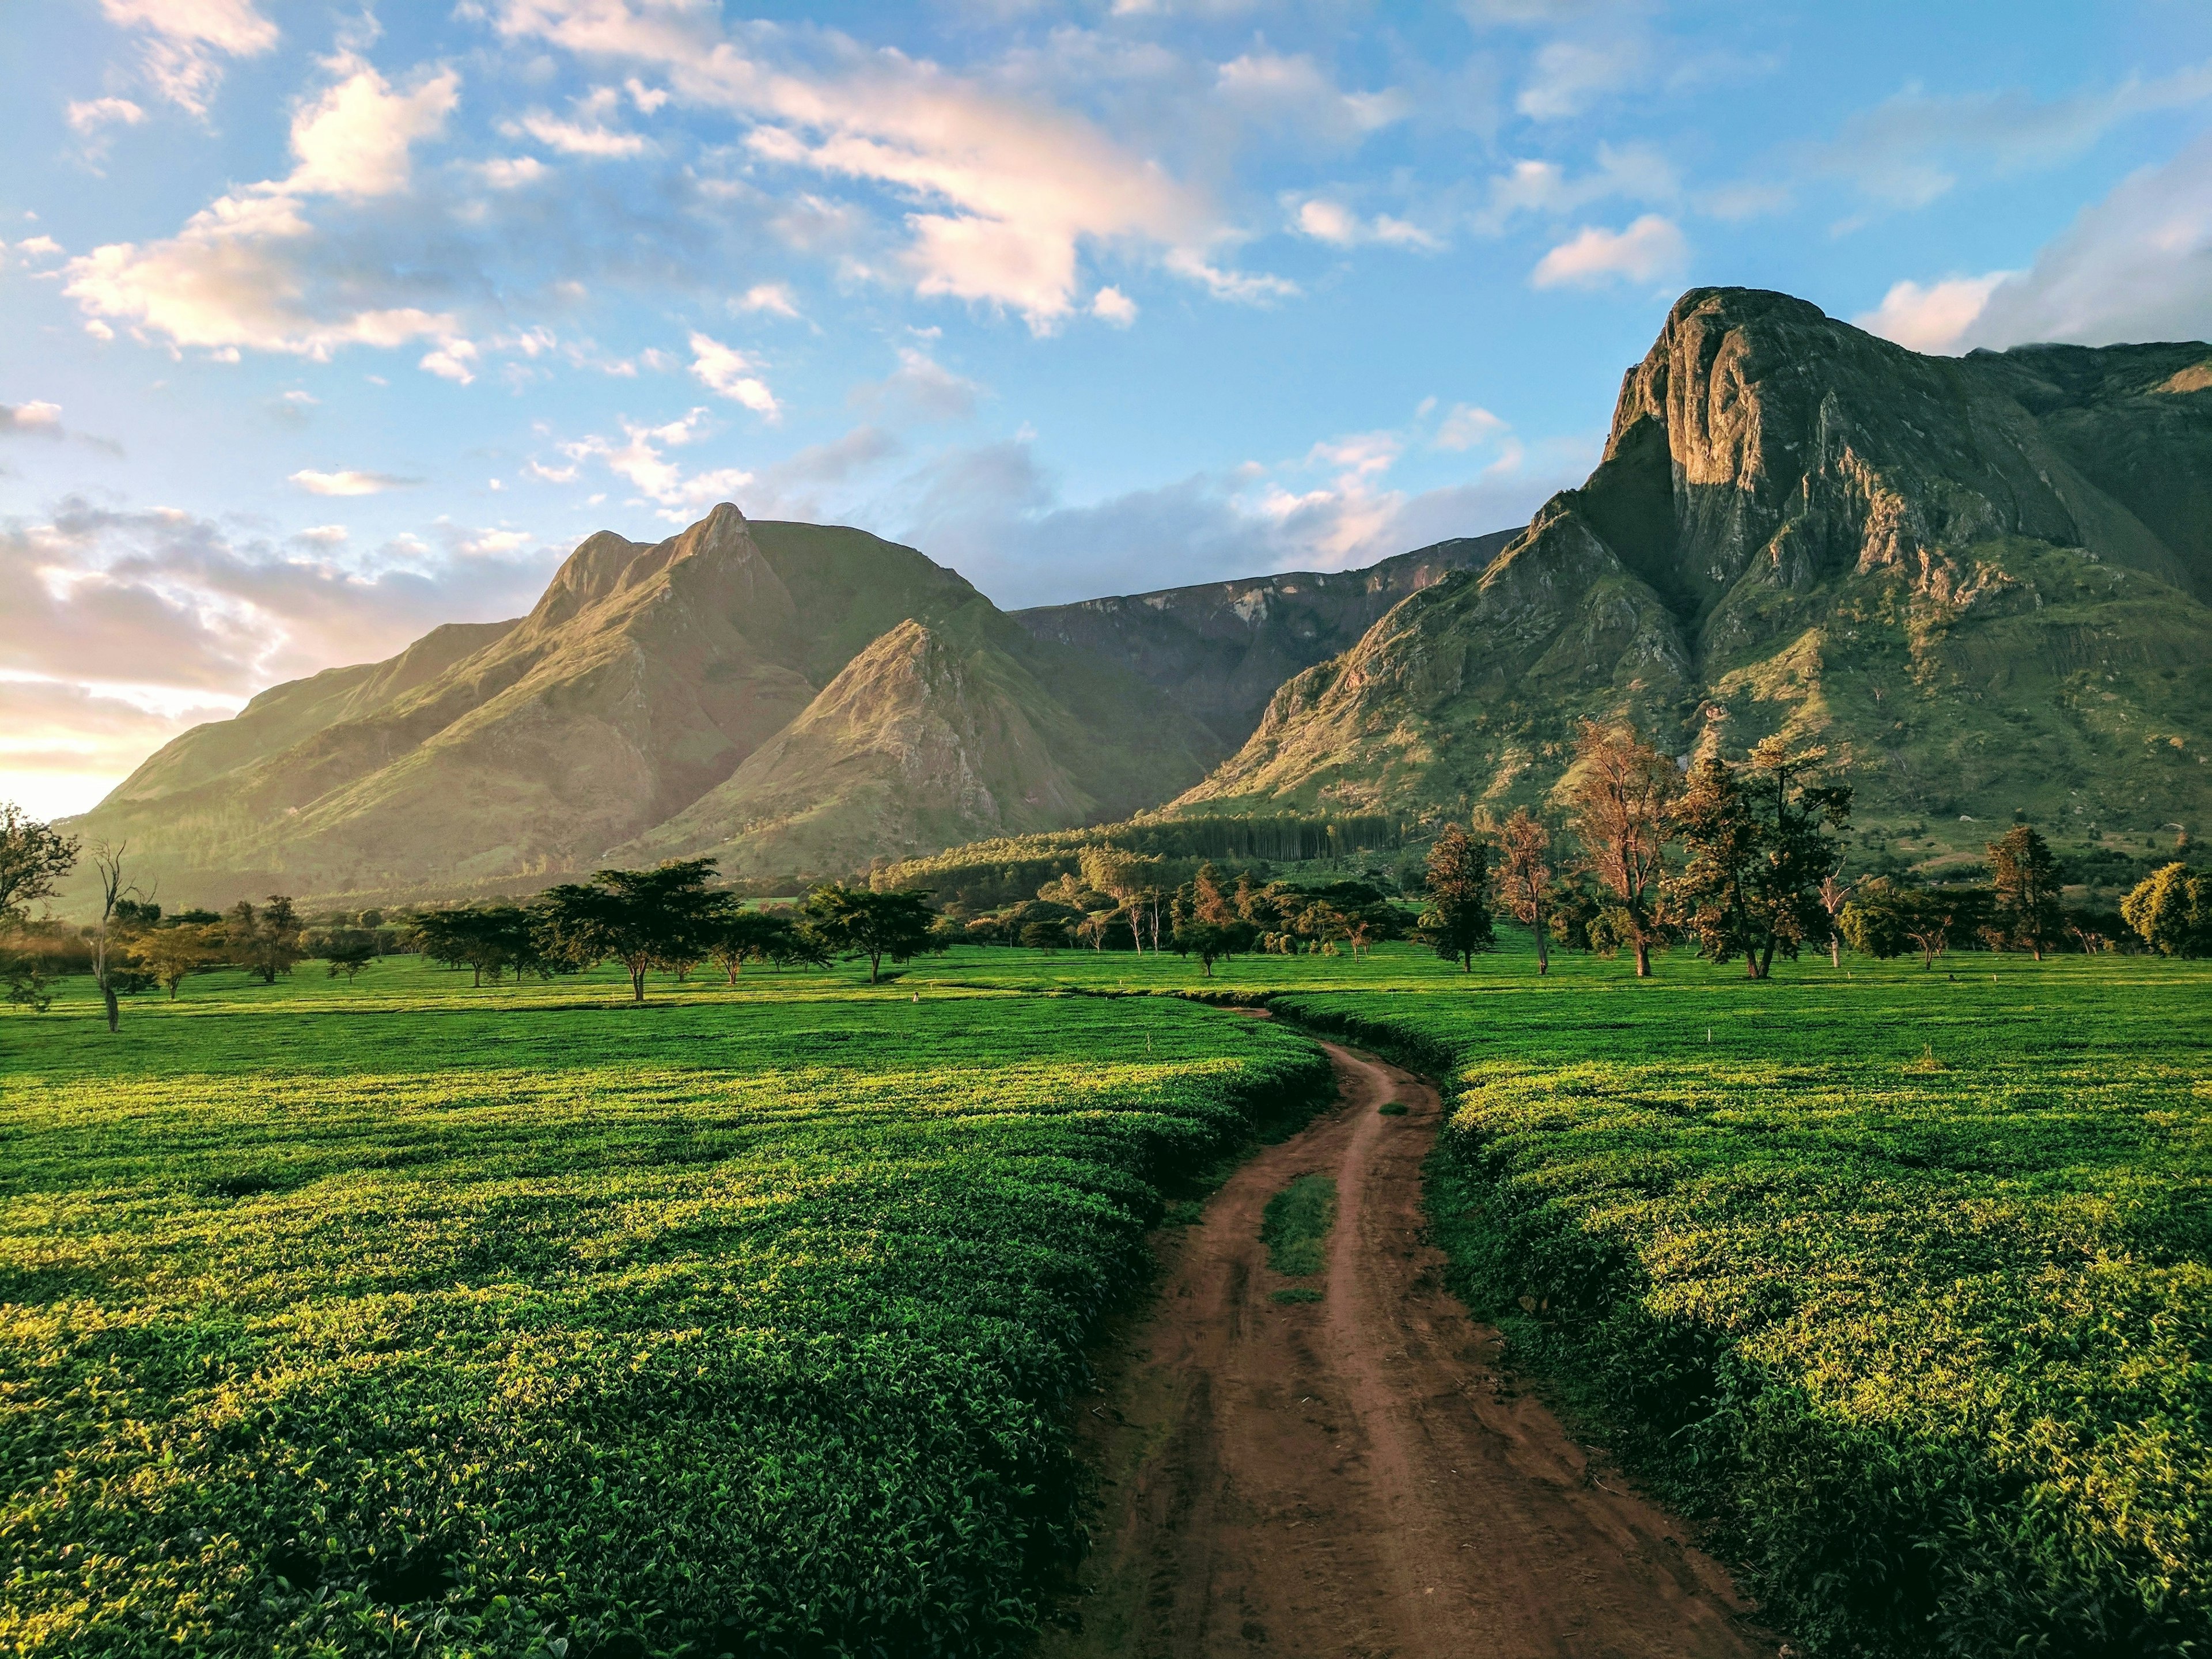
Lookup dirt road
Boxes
[1041,1039,1771,1659]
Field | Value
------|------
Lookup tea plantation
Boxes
[3,941,2209,1659]
[0,961,1329,1658]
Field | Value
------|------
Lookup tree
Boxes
[1842,879,1967,969]
[703,910,824,983]
[131,923,218,999]
[1418,823,1494,972]
[1493,808,1554,975]
[802,884,941,983]
[1173,920,1236,978]
[535,859,726,1001]
[1988,825,2063,959]
[1817,867,1854,968]
[88,843,138,1033]
[1080,847,1164,955]
[0,802,79,925]
[1664,741,1852,979]
[1566,721,1677,977]
[1190,861,1234,925]
[228,896,305,984]
[321,929,379,982]
[2122,863,2212,957]
[1,804,78,1014]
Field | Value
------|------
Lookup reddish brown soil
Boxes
[1041,1040,1775,1659]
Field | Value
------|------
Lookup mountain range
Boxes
[62,286,2211,906]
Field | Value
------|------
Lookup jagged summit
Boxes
[1175,287,2212,838]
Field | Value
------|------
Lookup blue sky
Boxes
[4,0,2211,816]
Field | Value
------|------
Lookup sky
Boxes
[4,1,2211,819]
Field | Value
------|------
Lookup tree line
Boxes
[1395,721,2208,976]
[0,813,953,1031]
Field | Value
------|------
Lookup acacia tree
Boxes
[536,859,725,1001]
[801,884,941,983]
[1988,824,2063,959]
[1665,741,1852,979]
[1,802,78,1013]
[703,910,825,983]
[1418,823,1494,972]
[1493,808,1554,975]
[131,923,217,999]
[226,897,305,984]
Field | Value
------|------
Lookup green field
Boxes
[0,958,1329,1657]
[3,940,2209,1659]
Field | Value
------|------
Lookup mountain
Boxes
[1174,287,2212,849]
[1011,532,1516,753]
[68,507,1211,905]
[616,617,1124,880]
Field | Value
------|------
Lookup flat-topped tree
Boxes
[535,858,727,1002]
[801,884,940,984]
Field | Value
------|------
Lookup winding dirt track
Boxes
[1042,1038,1773,1659]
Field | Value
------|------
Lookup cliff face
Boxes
[1010,531,1517,754]
[1176,288,2212,842]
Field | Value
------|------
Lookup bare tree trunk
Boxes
[103,979,119,1033]
[1830,934,1841,968]
[1632,935,1652,978]
[1534,908,1549,976]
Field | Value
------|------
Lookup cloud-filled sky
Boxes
[5,0,2211,817]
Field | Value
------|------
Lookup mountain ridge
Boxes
[1172,287,2212,849]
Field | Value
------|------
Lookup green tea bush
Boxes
[0,962,1331,1657]
[1282,955,2212,1658]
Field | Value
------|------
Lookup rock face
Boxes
[70,506,1211,903]
[1176,287,2212,838]
[1010,532,1516,755]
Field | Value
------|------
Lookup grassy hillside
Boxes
[0,960,1328,1658]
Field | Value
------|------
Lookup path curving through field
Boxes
[1043,1038,1773,1659]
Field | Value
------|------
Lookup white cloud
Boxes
[1435,404,1508,451]
[293,524,349,546]
[287,61,461,198]
[474,156,550,189]
[1529,214,1687,289]
[0,403,66,438]
[456,528,535,556]
[1291,198,1442,250]
[99,0,278,115]
[561,409,754,513]
[1091,286,1138,325]
[493,0,1289,328]
[67,96,147,134]
[512,109,650,158]
[1853,273,2016,354]
[290,468,419,495]
[1471,143,1678,233]
[62,60,463,358]
[687,332,781,416]
[1858,130,2212,353]
[734,282,801,318]
[418,338,481,384]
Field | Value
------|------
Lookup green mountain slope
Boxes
[1011,531,1517,754]
[618,618,1119,880]
[1174,288,2212,850]
[65,507,1209,904]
